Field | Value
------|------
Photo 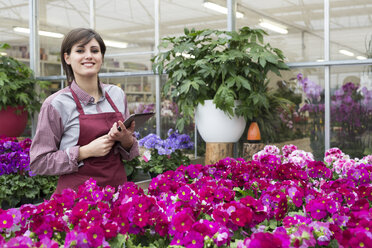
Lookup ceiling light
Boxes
[0,52,7,56]
[259,19,288,34]
[105,40,128,49]
[339,49,354,57]
[13,27,64,38]
[316,59,325,62]
[203,1,244,18]
[356,55,367,60]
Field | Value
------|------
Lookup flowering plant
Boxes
[1,144,371,247]
[138,129,194,175]
[297,73,372,159]
[0,136,57,209]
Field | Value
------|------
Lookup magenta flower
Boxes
[170,233,184,246]
[292,192,304,208]
[212,209,229,224]
[231,207,252,227]
[246,232,283,248]
[173,209,195,233]
[0,213,13,228]
[307,199,328,220]
[102,222,118,240]
[87,209,103,223]
[133,212,150,228]
[64,230,78,247]
[184,230,204,248]
[86,225,104,248]
[177,185,193,202]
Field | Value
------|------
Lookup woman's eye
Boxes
[92,49,100,53]
[76,49,84,53]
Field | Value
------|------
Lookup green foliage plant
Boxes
[0,43,50,117]
[152,27,289,131]
[0,174,58,209]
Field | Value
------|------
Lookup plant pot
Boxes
[195,100,246,142]
[0,106,28,137]
[247,122,261,143]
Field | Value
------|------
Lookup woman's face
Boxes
[64,38,103,80]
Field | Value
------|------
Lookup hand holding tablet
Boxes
[117,112,155,131]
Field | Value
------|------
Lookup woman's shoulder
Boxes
[41,87,74,111]
[102,83,125,96]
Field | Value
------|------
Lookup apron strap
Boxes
[70,87,85,115]
[105,92,120,113]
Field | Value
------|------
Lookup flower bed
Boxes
[1,145,372,247]
[0,136,58,209]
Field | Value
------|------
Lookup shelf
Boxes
[126,91,153,94]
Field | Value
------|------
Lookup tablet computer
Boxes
[123,112,155,129]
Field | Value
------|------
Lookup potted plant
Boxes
[0,43,49,137]
[152,27,290,163]
[152,27,289,131]
[0,136,58,209]
[138,129,194,177]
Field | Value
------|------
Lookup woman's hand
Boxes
[78,135,115,161]
[108,120,135,150]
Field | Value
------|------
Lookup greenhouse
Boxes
[0,0,372,247]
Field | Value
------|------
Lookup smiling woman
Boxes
[29,28,140,195]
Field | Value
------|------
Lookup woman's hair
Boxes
[60,28,106,83]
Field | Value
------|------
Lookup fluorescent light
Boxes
[259,19,288,34]
[39,30,64,38]
[13,27,64,38]
[105,40,128,49]
[339,49,354,57]
[203,1,244,18]
[316,59,325,62]
[0,52,7,56]
[356,55,367,60]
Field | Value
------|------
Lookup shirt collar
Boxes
[70,81,106,105]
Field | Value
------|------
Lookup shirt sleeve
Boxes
[30,102,79,176]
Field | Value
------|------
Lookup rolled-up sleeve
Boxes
[30,103,79,175]
[114,138,140,161]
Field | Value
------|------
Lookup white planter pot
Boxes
[195,100,246,142]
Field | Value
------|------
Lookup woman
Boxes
[30,28,139,194]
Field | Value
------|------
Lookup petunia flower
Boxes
[172,209,195,233]
[184,230,204,248]
[86,224,105,248]
[0,213,13,229]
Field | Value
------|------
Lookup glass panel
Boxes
[330,66,372,158]
[330,0,372,61]
[237,0,324,62]
[262,68,325,160]
[0,0,30,70]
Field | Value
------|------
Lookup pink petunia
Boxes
[0,213,13,229]
[184,230,204,248]
[172,209,195,233]
[86,225,105,248]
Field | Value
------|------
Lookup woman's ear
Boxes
[64,52,71,65]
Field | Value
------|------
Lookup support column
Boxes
[227,0,236,31]
[324,0,330,151]
[90,0,95,29]
[154,0,161,137]
[29,0,39,138]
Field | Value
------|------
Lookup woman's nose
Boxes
[85,51,92,59]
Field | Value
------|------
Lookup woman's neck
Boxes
[75,75,101,101]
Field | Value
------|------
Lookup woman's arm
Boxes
[30,103,80,176]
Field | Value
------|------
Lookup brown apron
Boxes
[54,87,127,194]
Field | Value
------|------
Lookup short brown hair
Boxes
[60,28,106,83]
